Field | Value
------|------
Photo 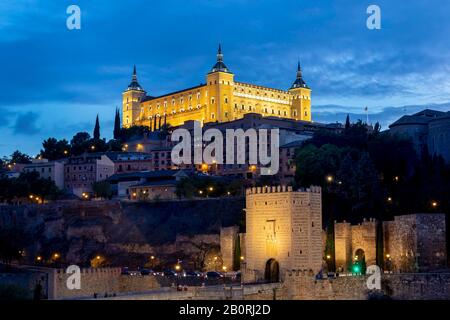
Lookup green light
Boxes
[352,265,360,273]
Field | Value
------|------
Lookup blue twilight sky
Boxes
[1,0,450,157]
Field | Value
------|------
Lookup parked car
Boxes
[205,271,224,279]
[184,271,202,277]
[140,268,155,276]
[163,270,178,277]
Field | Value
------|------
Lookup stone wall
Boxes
[384,213,447,272]
[283,271,450,300]
[335,213,447,273]
[220,226,240,271]
[50,267,160,299]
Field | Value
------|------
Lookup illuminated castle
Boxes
[122,45,312,128]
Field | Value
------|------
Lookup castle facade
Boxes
[122,46,312,128]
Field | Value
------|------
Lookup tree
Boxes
[92,181,113,199]
[114,108,121,139]
[70,132,91,155]
[107,139,123,152]
[373,122,381,134]
[345,114,351,130]
[93,115,100,140]
[9,150,31,164]
[40,138,70,160]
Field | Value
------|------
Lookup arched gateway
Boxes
[264,259,279,283]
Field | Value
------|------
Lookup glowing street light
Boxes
[150,255,155,260]
[175,264,181,271]
[208,186,214,192]
[386,254,391,259]
[240,256,244,261]
[387,197,392,202]
[96,255,101,260]
[36,256,42,261]
[199,190,203,195]
[53,253,60,259]
[432,201,438,208]
[64,150,69,155]
[326,175,334,183]
[326,254,331,260]
[222,266,227,272]
[90,145,96,150]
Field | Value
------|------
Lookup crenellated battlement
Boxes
[245,185,321,195]
[55,267,122,275]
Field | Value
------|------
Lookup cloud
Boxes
[11,111,41,135]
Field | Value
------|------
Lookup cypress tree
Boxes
[113,108,121,139]
[93,115,100,140]
[345,114,351,130]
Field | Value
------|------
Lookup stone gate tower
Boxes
[242,185,323,283]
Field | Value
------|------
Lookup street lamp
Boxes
[326,254,331,260]
[432,201,438,208]
[326,175,333,183]
[208,186,214,192]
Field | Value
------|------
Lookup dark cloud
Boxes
[11,111,41,135]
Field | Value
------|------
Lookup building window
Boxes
[211,98,215,104]
[224,98,228,104]
[304,111,308,117]
[211,113,215,119]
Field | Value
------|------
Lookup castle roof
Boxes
[125,65,145,92]
[390,109,447,128]
[209,44,232,74]
[290,61,309,89]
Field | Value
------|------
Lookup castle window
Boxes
[294,111,298,117]
[197,93,200,100]
[225,112,228,118]
[278,110,281,115]
[172,99,175,105]
[249,106,252,111]
[234,104,238,109]
[164,101,167,108]
[189,95,192,101]
[304,111,308,116]
[241,105,245,110]
[312,222,314,227]
[284,111,287,116]
[264,108,268,113]
[225,98,228,104]
[211,97,215,104]
[272,109,275,114]
[211,113,215,119]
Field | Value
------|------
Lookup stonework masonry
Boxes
[220,226,240,271]
[335,213,447,273]
[242,185,322,283]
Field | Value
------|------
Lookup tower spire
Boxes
[290,60,308,89]
[126,65,144,92]
[209,44,230,73]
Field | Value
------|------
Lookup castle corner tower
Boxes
[288,61,311,122]
[205,44,235,123]
[122,65,146,128]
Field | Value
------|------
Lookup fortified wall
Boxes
[334,213,447,273]
[242,185,323,283]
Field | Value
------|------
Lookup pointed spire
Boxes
[126,65,145,92]
[209,44,230,73]
[290,60,308,89]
